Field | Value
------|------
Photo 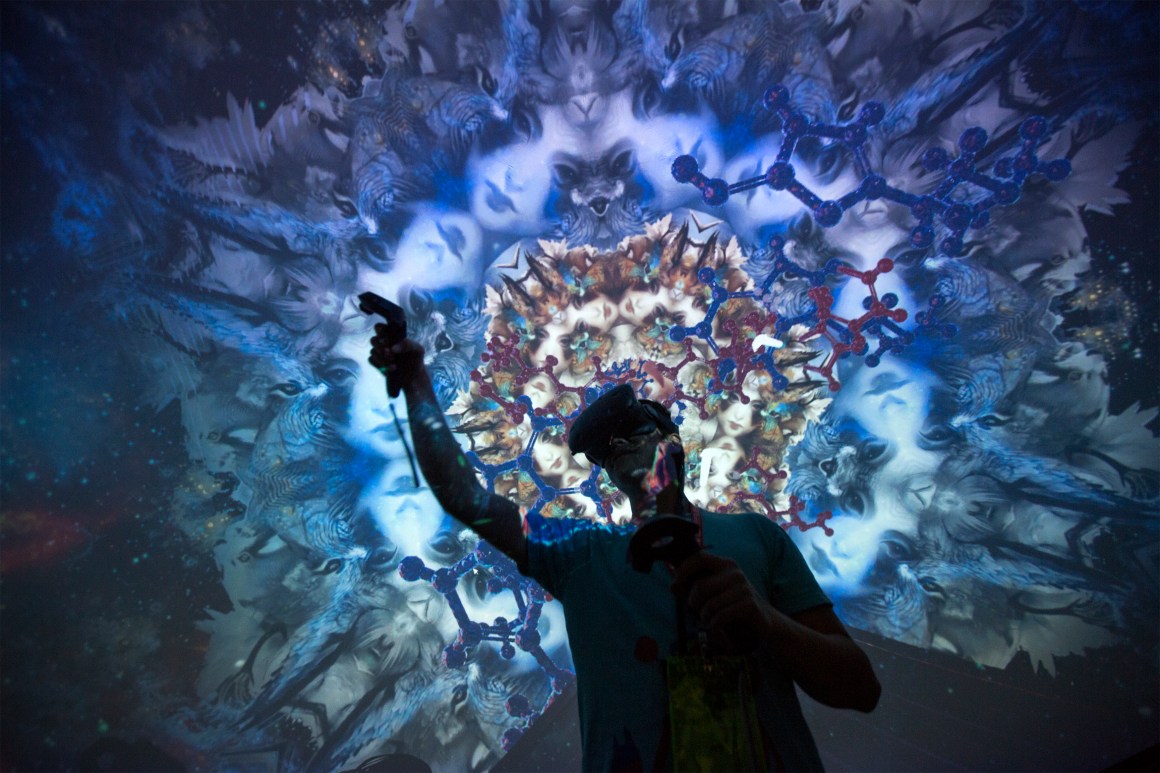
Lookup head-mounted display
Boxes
[566,384,679,467]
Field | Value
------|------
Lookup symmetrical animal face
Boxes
[550,139,644,247]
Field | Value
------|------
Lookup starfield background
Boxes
[1,2,1157,771]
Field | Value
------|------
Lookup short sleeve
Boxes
[751,514,831,616]
[522,514,596,601]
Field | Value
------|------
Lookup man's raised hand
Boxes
[369,327,426,397]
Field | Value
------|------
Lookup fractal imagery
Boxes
[1,1,1157,771]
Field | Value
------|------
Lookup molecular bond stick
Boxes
[398,541,573,749]
[672,84,1071,258]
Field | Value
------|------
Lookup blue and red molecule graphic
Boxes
[745,237,959,390]
[672,84,1071,258]
[398,540,573,750]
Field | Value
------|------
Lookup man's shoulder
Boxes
[700,508,830,611]
[525,512,633,547]
[523,514,636,599]
[698,509,795,557]
[699,508,762,520]
[699,508,779,533]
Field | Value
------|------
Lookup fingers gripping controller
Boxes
[362,291,419,399]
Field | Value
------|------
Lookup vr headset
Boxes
[567,384,679,468]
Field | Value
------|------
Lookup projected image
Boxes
[2,1,1157,770]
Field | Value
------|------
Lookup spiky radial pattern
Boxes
[448,218,831,525]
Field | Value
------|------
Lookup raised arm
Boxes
[369,330,528,567]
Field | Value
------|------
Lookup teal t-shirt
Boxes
[525,510,830,772]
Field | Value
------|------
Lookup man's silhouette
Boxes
[370,330,880,771]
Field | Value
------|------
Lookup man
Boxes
[370,331,880,771]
